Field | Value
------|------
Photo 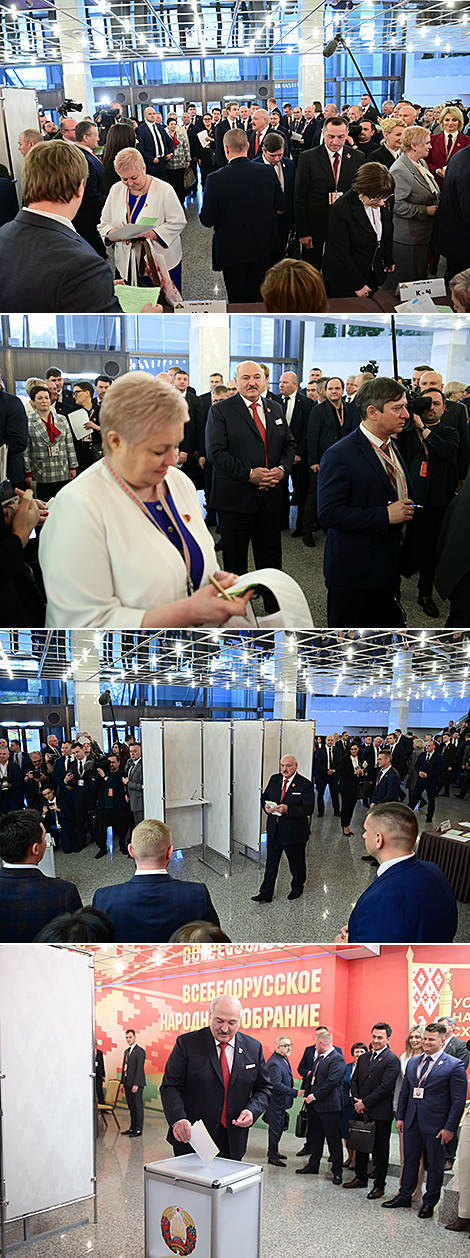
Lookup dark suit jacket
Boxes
[390,740,409,780]
[397,1052,467,1134]
[252,153,296,236]
[0,866,82,942]
[160,1025,272,1159]
[215,119,247,168]
[322,188,394,296]
[397,420,460,507]
[428,130,470,187]
[435,464,470,600]
[0,760,25,812]
[122,1042,146,1088]
[95,1048,105,1085]
[351,1047,400,1121]
[261,772,314,844]
[414,749,444,787]
[444,1035,470,1068]
[294,144,365,244]
[0,177,18,229]
[441,400,470,486]
[200,157,286,270]
[298,1043,345,1083]
[72,148,107,257]
[438,145,470,276]
[371,765,401,804]
[307,399,348,465]
[0,390,28,484]
[347,854,458,943]
[368,142,399,171]
[314,744,342,787]
[0,210,121,313]
[304,1050,346,1112]
[317,426,415,592]
[274,389,313,458]
[187,116,205,158]
[135,120,172,173]
[265,1051,297,1121]
[67,757,97,810]
[93,871,220,942]
[247,125,277,160]
[206,393,296,514]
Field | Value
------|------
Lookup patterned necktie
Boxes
[376,770,382,785]
[250,401,268,466]
[380,441,398,496]
[255,132,260,155]
[153,123,162,158]
[446,133,453,158]
[219,1043,230,1127]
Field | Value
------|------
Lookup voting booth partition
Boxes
[140,718,316,871]
[144,1154,263,1258]
[0,946,96,1254]
[0,87,39,204]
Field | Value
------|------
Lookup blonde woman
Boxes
[394,1024,426,1201]
[428,106,470,189]
[370,117,405,170]
[406,737,425,802]
[390,127,440,282]
[98,147,186,297]
[444,381,467,403]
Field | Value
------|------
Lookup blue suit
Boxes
[397,1051,467,1207]
[265,1050,298,1158]
[0,867,82,942]
[370,766,401,804]
[314,744,342,816]
[347,854,457,943]
[92,871,220,942]
[409,749,444,821]
[252,152,296,246]
[317,425,415,627]
[303,1050,346,1177]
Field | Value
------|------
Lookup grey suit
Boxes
[126,755,143,825]
[388,152,439,284]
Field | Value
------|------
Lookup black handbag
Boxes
[295,1103,308,1140]
[285,227,303,260]
[348,1115,376,1152]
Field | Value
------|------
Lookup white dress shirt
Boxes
[376,853,415,877]
[213,1035,236,1072]
[359,423,406,499]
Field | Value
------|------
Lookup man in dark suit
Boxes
[0,141,122,313]
[253,132,296,251]
[0,809,82,942]
[160,994,272,1160]
[344,1021,400,1199]
[199,126,286,301]
[135,106,172,178]
[435,462,470,623]
[336,802,457,943]
[265,1034,298,1165]
[409,739,444,822]
[314,735,342,817]
[0,747,25,813]
[383,1022,467,1217]
[317,377,416,628]
[206,359,296,579]
[51,740,77,853]
[120,1029,146,1136]
[215,100,245,168]
[95,752,128,857]
[397,388,460,618]
[247,108,276,159]
[296,1032,346,1182]
[8,740,32,776]
[123,741,143,825]
[355,118,382,160]
[370,750,401,805]
[0,387,28,485]
[174,369,205,488]
[437,732,457,796]
[294,116,364,269]
[95,1043,106,1104]
[253,753,314,903]
[387,733,409,793]
[73,120,107,257]
[277,369,313,535]
[438,144,470,283]
[65,741,97,851]
[93,818,220,942]
[438,1016,470,1167]
[361,735,382,805]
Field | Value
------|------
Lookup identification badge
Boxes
[108,787,113,797]
[275,418,283,425]
[78,779,84,786]
[329,191,343,204]
[419,461,428,478]
[413,1087,424,1099]
[49,445,59,458]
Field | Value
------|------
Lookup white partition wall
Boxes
[203,721,231,860]
[281,720,315,779]
[164,720,203,850]
[262,719,281,788]
[0,88,39,194]
[141,718,164,821]
[232,721,264,855]
[0,945,95,1228]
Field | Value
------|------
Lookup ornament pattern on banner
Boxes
[412,965,447,1023]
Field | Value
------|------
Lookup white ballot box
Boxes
[144,1153,263,1258]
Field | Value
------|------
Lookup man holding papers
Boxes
[160,995,272,1160]
[252,754,314,903]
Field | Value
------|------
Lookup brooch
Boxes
[182,514,191,522]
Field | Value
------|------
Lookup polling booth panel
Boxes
[202,721,231,861]
[144,1154,262,1258]
[141,718,165,821]
[280,720,315,780]
[261,720,281,788]
[232,720,264,855]
[0,87,39,196]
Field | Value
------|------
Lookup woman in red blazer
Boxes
[428,106,470,189]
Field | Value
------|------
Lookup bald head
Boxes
[419,370,443,391]
[279,371,298,396]
[234,360,264,401]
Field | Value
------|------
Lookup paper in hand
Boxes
[190,1120,219,1164]
[115,285,161,313]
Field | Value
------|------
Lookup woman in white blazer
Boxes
[38,373,252,629]
[98,147,186,296]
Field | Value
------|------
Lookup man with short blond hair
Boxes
[200,132,286,299]
[92,817,220,941]
[18,129,42,157]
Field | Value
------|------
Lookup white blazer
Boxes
[98,176,186,283]
[39,462,219,628]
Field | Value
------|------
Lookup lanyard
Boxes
[126,177,151,225]
[417,1054,437,1086]
[379,443,408,500]
[104,455,195,595]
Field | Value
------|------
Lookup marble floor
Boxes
[181,184,228,302]
[3,1115,464,1258]
[54,789,470,943]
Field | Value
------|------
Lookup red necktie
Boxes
[332,152,339,186]
[219,1043,230,1127]
[277,776,289,824]
[255,132,260,155]
[376,770,382,785]
[250,401,268,466]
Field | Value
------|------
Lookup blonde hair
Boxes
[444,380,466,397]
[131,818,172,860]
[449,269,470,311]
[381,117,405,136]
[401,125,430,153]
[22,140,88,204]
[99,370,188,452]
[260,258,328,313]
[114,146,145,175]
[25,376,48,397]
[224,128,249,155]
[440,105,464,130]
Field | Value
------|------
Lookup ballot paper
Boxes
[67,407,93,441]
[397,294,438,314]
[115,285,161,313]
[214,567,313,629]
[110,217,157,240]
[265,800,282,816]
[190,1120,219,1164]
[442,829,470,842]
[197,129,213,149]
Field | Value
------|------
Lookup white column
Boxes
[189,316,230,395]
[430,327,468,385]
[56,0,95,118]
[388,648,412,733]
[273,631,298,719]
[298,2,325,107]
[73,637,104,745]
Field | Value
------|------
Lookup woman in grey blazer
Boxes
[389,126,440,284]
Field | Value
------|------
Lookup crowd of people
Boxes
[0,718,467,943]
[2,95,470,310]
[2,357,469,628]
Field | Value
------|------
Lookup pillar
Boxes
[430,326,468,385]
[388,648,412,734]
[72,635,104,746]
[189,315,230,394]
[56,0,95,118]
[273,631,298,719]
[298,2,325,107]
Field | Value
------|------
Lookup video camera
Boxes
[360,360,379,376]
[402,387,434,430]
[58,99,83,118]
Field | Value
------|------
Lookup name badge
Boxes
[78,778,84,786]
[108,787,113,797]
[329,191,343,204]
[413,1087,424,1099]
[275,418,283,425]
[419,461,428,478]
[245,1063,256,1069]
[49,445,60,457]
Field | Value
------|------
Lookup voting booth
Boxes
[140,717,315,871]
[144,1154,262,1258]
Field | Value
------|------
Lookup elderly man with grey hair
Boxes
[160,994,272,1160]
[296,1031,346,1182]
[265,1034,298,1165]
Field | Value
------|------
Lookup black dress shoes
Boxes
[296,1146,311,1156]
[302,533,315,548]
[122,1129,134,1136]
[129,1130,142,1137]
[417,593,439,618]
[291,528,304,538]
[251,893,272,903]
[268,1158,286,1167]
[333,1176,342,1185]
[296,1165,318,1174]
[95,849,107,859]
[418,1203,434,1218]
[367,1187,384,1199]
[382,1196,411,1209]
[287,888,303,900]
